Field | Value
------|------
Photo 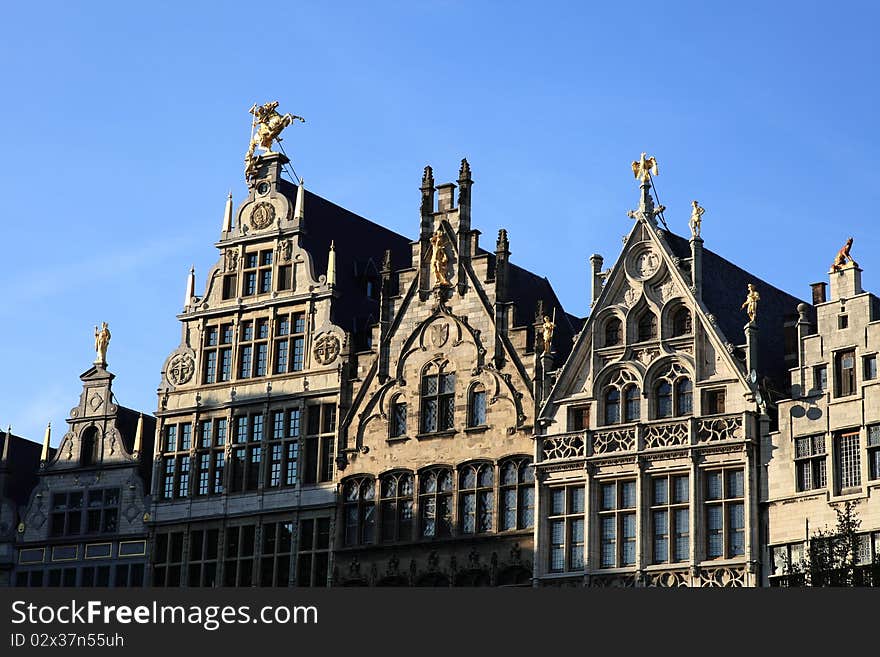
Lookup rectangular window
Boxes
[187,528,219,587]
[705,389,726,415]
[794,434,827,491]
[260,521,293,587]
[813,365,827,393]
[838,315,849,329]
[598,479,636,568]
[547,485,584,572]
[837,431,862,490]
[297,518,330,587]
[222,274,236,300]
[651,474,689,564]
[292,336,305,371]
[303,404,335,484]
[868,425,880,482]
[204,350,217,384]
[568,405,590,432]
[865,355,878,381]
[836,349,856,397]
[49,492,84,538]
[219,348,232,382]
[277,265,292,291]
[223,525,256,587]
[704,468,745,560]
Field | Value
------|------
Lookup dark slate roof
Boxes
[278,179,413,335]
[664,231,805,392]
[0,432,45,508]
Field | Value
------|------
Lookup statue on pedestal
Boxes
[94,322,111,365]
[741,284,760,323]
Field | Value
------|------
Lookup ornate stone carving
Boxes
[278,239,292,262]
[699,566,746,587]
[590,573,637,588]
[250,202,275,230]
[623,286,639,307]
[166,353,195,386]
[593,427,636,454]
[429,322,449,348]
[314,334,341,365]
[697,415,743,443]
[636,251,659,278]
[644,421,689,449]
[646,569,691,587]
[542,433,586,460]
[226,250,238,271]
[634,348,659,366]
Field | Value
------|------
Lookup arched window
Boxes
[604,388,621,425]
[80,427,100,467]
[672,308,692,337]
[421,363,455,433]
[343,477,375,546]
[468,384,487,427]
[605,318,622,347]
[420,467,453,538]
[379,471,413,543]
[675,379,693,416]
[500,457,535,531]
[390,397,407,438]
[638,312,658,342]
[656,382,673,418]
[459,463,494,534]
[624,385,641,422]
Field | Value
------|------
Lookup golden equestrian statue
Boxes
[830,237,858,272]
[741,284,760,323]
[429,229,451,287]
[631,152,659,183]
[245,101,304,180]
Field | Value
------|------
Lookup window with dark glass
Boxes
[242,251,273,297]
[223,525,256,587]
[303,403,335,484]
[598,479,636,568]
[379,471,413,542]
[705,468,745,559]
[836,349,856,397]
[275,311,306,373]
[651,474,689,564]
[296,518,330,587]
[655,382,672,418]
[864,355,877,381]
[390,398,407,438]
[605,318,622,346]
[420,467,453,538]
[623,384,640,422]
[260,521,293,587]
[548,485,585,573]
[500,458,534,531]
[50,491,84,537]
[459,462,494,534]
[80,427,100,466]
[813,364,827,393]
[151,531,184,587]
[705,389,726,415]
[267,409,299,488]
[638,312,658,341]
[468,384,487,427]
[187,528,219,587]
[795,435,827,491]
[604,387,620,425]
[569,405,590,431]
[672,307,692,337]
[195,418,227,496]
[229,414,263,492]
[869,425,880,482]
[161,423,193,499]
[675,379,693,416]
[343,477,376,546]
[420,364,455,433]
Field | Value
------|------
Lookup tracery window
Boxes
[459,462,494,534]
[672,307,692,337]
[390,397,407,438]
[601,369,639,426]
[604,318,622,346]
[604,389,620,425]
[379,471,413,543]
[623,384,641,422]
[638,312,658,342]
[343,477,376,546]
[421,363,455,433]
[419,467,453,539]
[499,457,534,531]
[653,362,692,419]
[468,384,487,427]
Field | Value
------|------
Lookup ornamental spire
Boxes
[222,191,234,233]
[40,422,51,463]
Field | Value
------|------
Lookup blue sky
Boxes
[1,2,877,443]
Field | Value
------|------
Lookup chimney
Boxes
[436,183,456,212]
[590,254,604,306]
[810,282,827,305]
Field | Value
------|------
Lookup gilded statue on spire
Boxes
[689,200,705,239]
[245,101,305,181]
[94,322,111,366]
[429,229,451,287]
[541,314,556,355]
[741,284,760,324]
[830,237,858,272]
[631,152,659,183]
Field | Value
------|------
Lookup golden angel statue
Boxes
[689,200,705,239]
[429,229,451,287]
[830,237,858,272]
[541,315,555,355]
[94,322,111,365]
[741,284,760,323]
[631,152,658,183]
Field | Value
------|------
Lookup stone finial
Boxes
[1,425,10,464]
[459,158,472,181]
[421,165,434,190]
[40,422,51,462]
[381,249,393,274]
[327,241,337,288]
[496,228,509,253]
[184,266,195,307]
[222,191,234,232]
[294,178,305,223]
[133,413,143,456]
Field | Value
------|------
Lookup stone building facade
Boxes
[14,362,155,587]
[534,181,803,587]
[763,260,880,585]
[0,429,44,586]
[333,161,579,586]
[148,152,411,587]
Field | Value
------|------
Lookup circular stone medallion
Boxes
[250,202,276,230]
